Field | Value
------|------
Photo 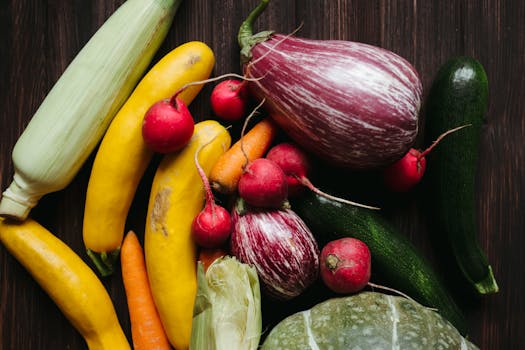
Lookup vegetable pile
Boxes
[0,0,498,349]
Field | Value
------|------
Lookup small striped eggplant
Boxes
[230,199,319,300]
[238,0,422,169]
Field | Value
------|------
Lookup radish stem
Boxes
[240,98,266,169]
[172,73,263,101]
[194,137,220,218]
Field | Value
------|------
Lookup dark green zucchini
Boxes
[292,192,467,335]
[425,57,498,295]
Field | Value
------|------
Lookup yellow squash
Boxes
[0,218,130,350]
[83,41,215,275]
[145,120,231,350]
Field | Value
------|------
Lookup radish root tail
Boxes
[367,282,415,302]
[299,176,380,210]
[419,123,471,159]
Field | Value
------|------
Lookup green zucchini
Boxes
[261,292,478,349]
[292,192,467,335]
[425,57,498,295]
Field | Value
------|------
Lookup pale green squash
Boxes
[262,292,478,350]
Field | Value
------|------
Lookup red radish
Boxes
[266,142,310,196]
[383,124,470,192]
[238,1,422,169]
[238,158,288,208]
[191,144,232,248]
[142,97,194,153]
[210,79,248,121]
[320,237,371,294]
[266,142,379,210]
[142,73,260,154]
[383,148,426,192]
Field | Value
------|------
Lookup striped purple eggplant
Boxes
[238,0,422,169]
[230,199,319,300]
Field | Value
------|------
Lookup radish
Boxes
[383,124,470,192]
[266,142,379,209]
[210,79,248,121]
[238,0,422,169]
[238,158,288,209]
[265,142,309,196]
[142,96,194,154]
[320,237,426,300]
[191,143,232,248]
[142,73,261,153]
[234,99,288,209]
[320,237,371,294]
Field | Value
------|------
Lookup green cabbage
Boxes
[190,256,261,350]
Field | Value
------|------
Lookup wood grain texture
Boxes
[0,0,523,348]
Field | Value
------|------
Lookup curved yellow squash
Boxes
[83,41,215,274]
[145,121,231,350]
[0,218,130,350]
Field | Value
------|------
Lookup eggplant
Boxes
[230,199,319,300]
[238,0,422,169]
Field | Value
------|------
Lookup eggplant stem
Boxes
[299,176,380,210]
[238,0,273,63]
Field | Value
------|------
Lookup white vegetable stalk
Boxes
[190,256,262,350]
[0,0,181,220]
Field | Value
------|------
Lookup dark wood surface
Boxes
[1,0,523,349]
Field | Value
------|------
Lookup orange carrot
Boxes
[209,118,279,194]
[121,231,170,350]
[198,247,227,272]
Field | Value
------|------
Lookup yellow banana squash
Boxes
[145,120,231,350]
[0,218,130,350]
[83,41,215,275]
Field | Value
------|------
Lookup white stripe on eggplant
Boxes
[245,33,421,169]
[230,203,319,300]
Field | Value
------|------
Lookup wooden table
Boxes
[1,0,523,348]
